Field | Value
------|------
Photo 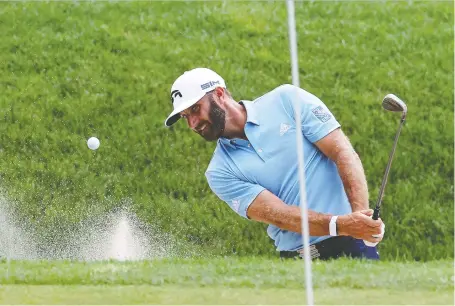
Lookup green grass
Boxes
[0,258,453,304]
[3,286,452,305]
[0,1,453,260]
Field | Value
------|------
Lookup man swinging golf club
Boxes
[165,68,385,260]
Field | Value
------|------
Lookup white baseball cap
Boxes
[164,68,226,127]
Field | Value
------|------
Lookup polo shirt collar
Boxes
[219,100,260,148]
[240,100,260,126]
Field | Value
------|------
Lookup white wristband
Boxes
[329,215,338,236]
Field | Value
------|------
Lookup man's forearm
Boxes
[280,207,382,243]
[336,148,369,211]
[276,206,332,236]
[246,188,362,237]
[247,190,334,236]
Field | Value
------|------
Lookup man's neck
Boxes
[222,100,248,140]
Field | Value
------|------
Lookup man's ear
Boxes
[214,87,226,104]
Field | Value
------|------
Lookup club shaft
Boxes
[373,117,405,220]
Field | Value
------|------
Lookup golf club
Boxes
[372,94,408,221]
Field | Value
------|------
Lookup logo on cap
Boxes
[171,90,182,104]
[201,80,220,91]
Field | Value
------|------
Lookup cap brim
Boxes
[164,97,201,127]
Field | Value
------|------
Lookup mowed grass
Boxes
[0,258,453,304]
[2,286,452,305]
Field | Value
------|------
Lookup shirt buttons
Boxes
[258,148,263,153]
[248,143,251,147]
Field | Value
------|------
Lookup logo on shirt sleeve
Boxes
[311,106,332,123]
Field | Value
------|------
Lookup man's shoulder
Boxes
[252,84,296,104]
[243,84,299,120]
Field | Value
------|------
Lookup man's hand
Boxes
[337,209,384,243]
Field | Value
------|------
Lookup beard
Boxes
[197,95,226,141]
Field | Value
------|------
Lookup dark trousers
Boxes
[280,236,380,260]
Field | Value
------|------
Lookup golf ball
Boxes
[87,137,100,150]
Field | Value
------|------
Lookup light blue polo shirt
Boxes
[205,84,352,251]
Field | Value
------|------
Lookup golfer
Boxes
[165,68,385,260]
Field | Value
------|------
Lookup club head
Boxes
[382,94,407,117]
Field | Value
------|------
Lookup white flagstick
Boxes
[6,256,10,281]
[286,1,314,305]
[6,223,10,281]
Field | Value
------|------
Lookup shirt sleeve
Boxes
[205,169,265,219]
[281,84,341,143]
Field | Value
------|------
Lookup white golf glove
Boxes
[364,221,385,247]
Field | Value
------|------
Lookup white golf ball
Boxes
[87,137,100,150]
